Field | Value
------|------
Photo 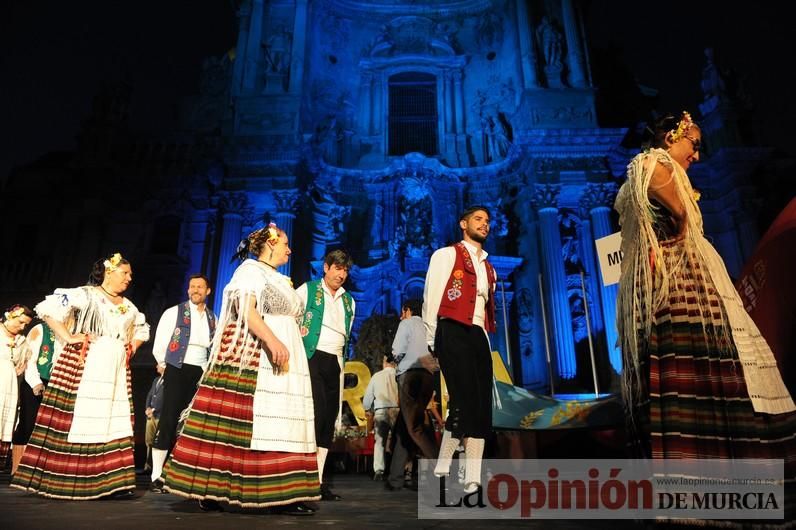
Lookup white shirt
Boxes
[363,366,399,411]
[296,279,356,356]
[392,316,428,376]
[422,240,492,347]
[152,302,212,367]
[24,324,62,388]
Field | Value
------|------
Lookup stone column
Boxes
[561,0,587,88]
[231,1,251,97]
[515,0,539,88]
[586,183,621,373]
[576,193,604,336]
[373,74,383,135]
[443,71,453,134]
[215,192,249,314]
[359,72,373,135]
[288,0,308,94]
[242,0,264,93]
[453,70,465,134]
[532,184,576,380]
[274,189,301,276]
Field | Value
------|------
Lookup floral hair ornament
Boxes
[669,111,694,143]
[265,222,280,243]
[103,252,123,272]
[4,305,26,321]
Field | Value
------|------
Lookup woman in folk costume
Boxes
[615,112,796,471]
[1,305,34,464]
[163,223,320,515]
[12,253,149,499]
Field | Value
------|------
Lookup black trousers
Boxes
[308,349,341,449]
[435,319,493,439]
[12,379,48,444]
[387,369,438,487]
[152,363,204,451]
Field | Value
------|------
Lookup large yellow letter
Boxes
[343,361,371,426]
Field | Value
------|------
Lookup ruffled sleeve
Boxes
[226,260,265,296]
[34,287,89,323]
[132,307,150,343]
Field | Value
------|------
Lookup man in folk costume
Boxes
[296,249,355,502]
[149,274,216,492]
[12,321,60,474]
[424,206,497,494]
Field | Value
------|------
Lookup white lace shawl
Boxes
[206,259,303,372]
[615,149,794,414]
[35,286,150,345]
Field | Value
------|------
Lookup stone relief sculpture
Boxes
[476,11,504,48]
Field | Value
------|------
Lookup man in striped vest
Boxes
[423,205,496,494]
[297,249,355,502]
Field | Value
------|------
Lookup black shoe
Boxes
[320,484,341,501]
[384,481,401,491]
[272,502,315,516]
[109,489,135,500]
[198,499,223,512]
[149,479,166,494]
[373,471,383,481]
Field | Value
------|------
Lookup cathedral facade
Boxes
[0,0,768,394]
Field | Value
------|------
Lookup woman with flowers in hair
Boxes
[12,253,149,499]
[163,223,320,515]
[615,112,796,469]
[1,305,34,464]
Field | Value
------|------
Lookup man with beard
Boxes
[423,206,497,494]
[149,274,216,493]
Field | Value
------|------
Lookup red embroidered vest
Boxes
[437,242,497,333]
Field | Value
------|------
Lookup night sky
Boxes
[3,1,795,182]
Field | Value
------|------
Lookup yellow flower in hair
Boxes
[670,111,694,143]
[103,252,123,271]
[266,222,280,243]
[4,306,25,321]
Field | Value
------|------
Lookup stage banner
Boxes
[736,198,796,395]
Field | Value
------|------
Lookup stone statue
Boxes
[700,47,727,101]
[476,11,504,48]
[263,24,292,74]
[536,16,563,68]
[482,113,511,163]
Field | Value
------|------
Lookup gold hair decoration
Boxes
[4,306,25,321]
[103,252,123,272]
[669,111,694,143]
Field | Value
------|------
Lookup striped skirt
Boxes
[163,323,321,508]
[631,242,796,477]
[11,343,135,499]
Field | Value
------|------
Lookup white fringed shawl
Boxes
[615,148,794,415]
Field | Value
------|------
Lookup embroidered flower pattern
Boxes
[447,288,462,301]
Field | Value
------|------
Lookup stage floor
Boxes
[1,471,645,529]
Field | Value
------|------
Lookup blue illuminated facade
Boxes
[0,1,770,395]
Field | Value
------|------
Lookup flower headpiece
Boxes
[3,305,26,321]
[264,222,280,243]
[669,111,694,143]
[103,252,123,272]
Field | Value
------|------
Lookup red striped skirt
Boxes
[163,322,320,507]
[634,242,796,477]
[10,342,135,499]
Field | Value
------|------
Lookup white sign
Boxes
[595,232,623,286]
